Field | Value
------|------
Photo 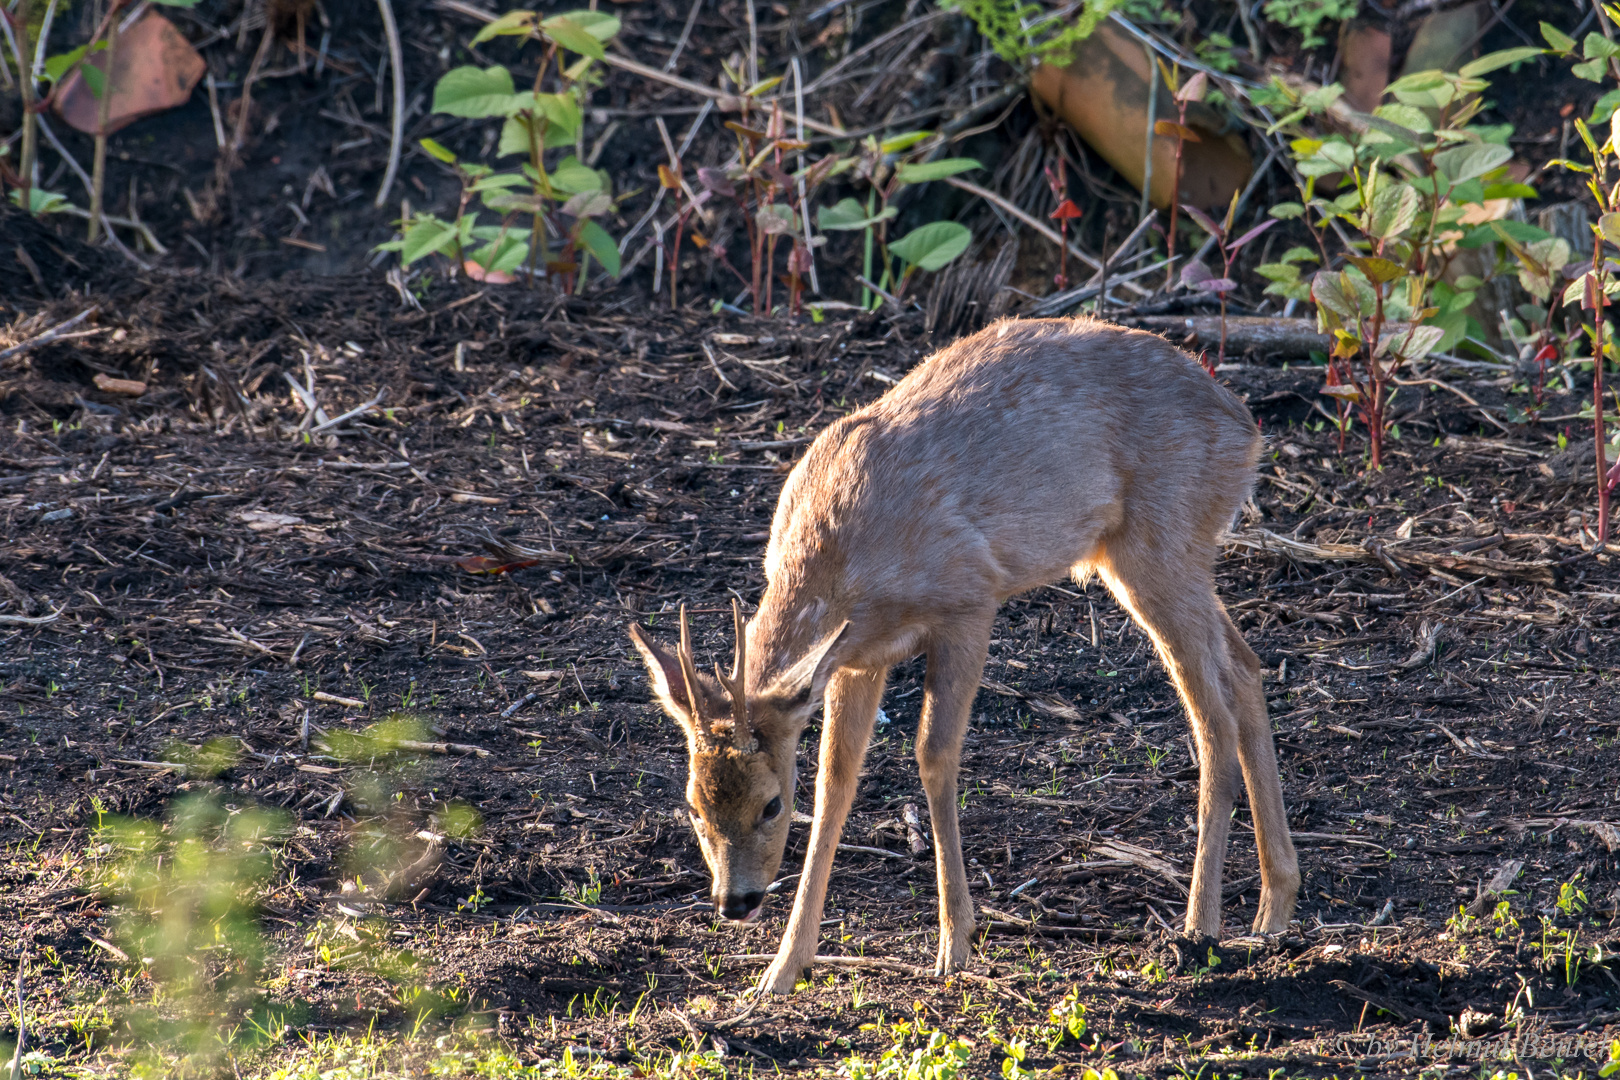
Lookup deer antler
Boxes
[714,597,751,750]
[677,604,706,740]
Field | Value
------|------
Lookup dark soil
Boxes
[1,245,1618,1078]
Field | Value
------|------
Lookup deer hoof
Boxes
[757,958,807,996]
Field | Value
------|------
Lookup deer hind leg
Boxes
[758,665,887,995]
[1095,547,1266,940]
[1222,614,1299,932]
[915,611,995,976]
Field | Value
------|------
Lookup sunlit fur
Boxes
[630,316,1301,995]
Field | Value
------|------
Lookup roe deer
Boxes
[628,316,1299,995]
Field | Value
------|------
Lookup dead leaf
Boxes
[237,510,304,532]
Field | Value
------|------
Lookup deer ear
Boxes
[761,620,849,714]
[628,622,699,733]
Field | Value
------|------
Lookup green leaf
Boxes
[1481,181,1538,200]
[469,233,530,274]
[1458,47,1544,77]
[889,221,972,271]
[756,203,799,236]
[1541,22,1578,53]
[1585,32,1620,59]
[1422,309,1467,353]
[562,190,613,218]
[1365,183,1420,242]
[498,117,535,159]
[433,66,518,118]
[419,138,457,164]
[561,11,623,43]
[42,42,105,84]
[1348,255,1406,284]
[817,198,897,231]
[80,63,105,100]
[472,10,537,43]
[1573,57,1609,81]
[8,187,73,214]
[1359,113,1424,148]
[1255,262,1301,283]
[895,158,982,183]
[577,219,621,277]
[541,15,607,58]
[150,0,204,7]
[1602,213,1620,247]
[1457,219,1552,249]
[1592,88,1620,124]
[550,155,604,194]
[1372,103,1433,134]
[1433,142,1513,183]
[1311,270,1362,323]
[399,215,462,265]
[878,131,934,154]
[1377,324,1446,362]
[1449,177,1487,206]
[1269,202,1305,220]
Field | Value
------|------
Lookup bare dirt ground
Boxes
[1,235,1619,1078]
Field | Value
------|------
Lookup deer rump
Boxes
[631,316,1300,995]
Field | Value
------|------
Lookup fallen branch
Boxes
[1226,529,1561,587]
[395,739,491,757]
[979,905,1138,940]
[311,388,389,433]
[311,690,366,708]
[0,309,98,363]
[1126,315,1329,356]
[0,604,64,627]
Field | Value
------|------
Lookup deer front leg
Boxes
[915,619,993,977]
[758,667,886,995]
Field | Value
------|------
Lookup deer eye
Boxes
[761,796,783,822]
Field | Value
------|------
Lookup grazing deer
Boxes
[628,317,1299,995]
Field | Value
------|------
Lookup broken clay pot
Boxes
[1031,22,1251,211]
[55,12,206,137]
[1339,23,1392,114]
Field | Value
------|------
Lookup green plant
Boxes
[91,791,295,1076]
[375,9,623,289]
[1256,47,1543,468]
[1541,26,1620,541]
[1181,193,1277,365]
[1044,985,1089,1052]
[845,1026,973,1080]
[941,0,1166,67]
[815,134,979,309]
[1262,0,1357,49]
[1557,872,1588,917]
[3,0,188,239]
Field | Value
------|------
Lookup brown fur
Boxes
[629,316,1301,993]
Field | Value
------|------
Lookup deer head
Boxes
[628,600,845,922]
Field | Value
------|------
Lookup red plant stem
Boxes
[669,206,686,311]
[1058,220,1068,289]
[1165,101,1188,289]
[1362,281,1389,470]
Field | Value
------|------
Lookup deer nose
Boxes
[718,891,764,921]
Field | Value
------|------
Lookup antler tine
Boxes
[726,597,749,746]
[677,604,705,737]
